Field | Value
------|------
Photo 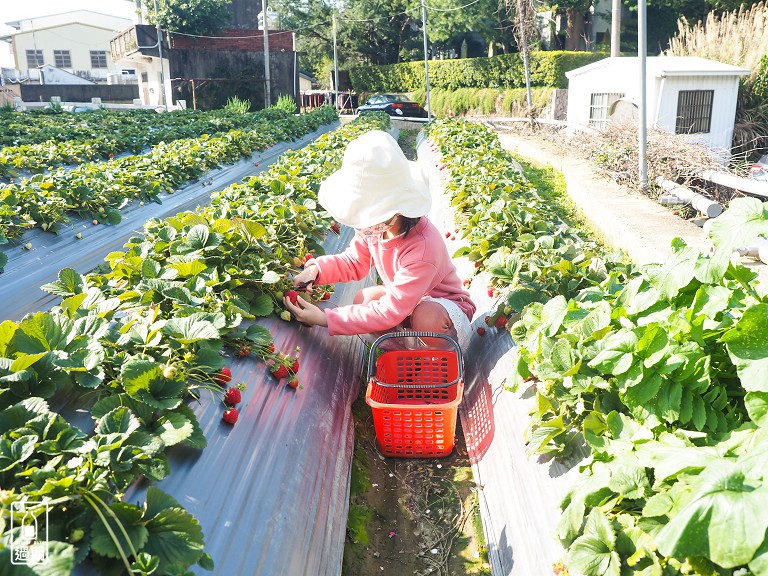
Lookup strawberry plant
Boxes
[0,106,338,246]
[0,110,392,575]
[428,118,768,575]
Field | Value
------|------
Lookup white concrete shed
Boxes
[565,56,749,154]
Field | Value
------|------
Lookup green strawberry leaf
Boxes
[90,501,149,560]
[722,303,768,392]
[656,463,768,568]
[121,358,185,410]
[141,487,205,572]
[567,508,621,576]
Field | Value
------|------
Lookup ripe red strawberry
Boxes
[444,231,451,238]
[222,408,239,424]
[291,359,299,373]
[287,378,299,389]
[268,344,275,354]
[495,316,508,329]
[285,290,299,304]
[304,253,314,263]
[477,327,486,336]
[450,235,456,241]
[331,222,341,234]
[271,364,289,379]
[322,291,331,300]
[224,388,242,405]
[237,346,250,357]
[487,288,494,297]
[215,367,232,386]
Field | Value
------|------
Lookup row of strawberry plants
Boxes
[0,107,294,179]
[0,107,291,149]
[0,112,391,574]
[425,119,768,575]
[0,106,338,272]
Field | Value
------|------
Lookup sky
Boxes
[0,0,138,67]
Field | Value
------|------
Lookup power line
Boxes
[423,0,486,12]
[152,0,489,41]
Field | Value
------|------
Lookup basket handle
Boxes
[366,331,464,389]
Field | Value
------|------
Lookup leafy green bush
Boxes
[350,51,603,92]
[753,55,768,101]
[274,94,298,114]
[411,87,553,116]
[223,96,251,115]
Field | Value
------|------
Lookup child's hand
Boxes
[283,295,328,327]
[292,264,319,290]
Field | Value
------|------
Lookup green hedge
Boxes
[753,55,768,100]
[410,87,554,116]
[350,51,604,92]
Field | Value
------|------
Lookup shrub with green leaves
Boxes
[350,51,603,93]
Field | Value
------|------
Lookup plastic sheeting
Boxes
[2,120,373,576]
[418,137,589,576]
[0,121,340,321]
[121,228,369,576]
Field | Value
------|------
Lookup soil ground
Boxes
[342,394,491,576]
[341,128,491,576]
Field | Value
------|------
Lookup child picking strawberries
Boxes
[283,130,475,351]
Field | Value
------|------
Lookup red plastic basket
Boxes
[365,332,464,458]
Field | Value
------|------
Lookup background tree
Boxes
[337,0,422,65]
[147,0,232,35]
[271,0,336,83]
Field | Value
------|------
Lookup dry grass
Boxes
[519,121,742,206]
[665,2,768,74]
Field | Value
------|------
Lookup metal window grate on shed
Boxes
[589,92,624,129]
[54,50,72,68]
[26,50,44,67]
[675,90,714,134]
[90,50,108,68]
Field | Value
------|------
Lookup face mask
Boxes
[355,217,396,238]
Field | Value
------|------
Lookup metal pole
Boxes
[263,0,272,107]
[638,0,647,189]
[611,0,621,57]
[333,13,339,111]
[420,0,432,120]
[153,0,168,111]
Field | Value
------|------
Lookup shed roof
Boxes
[566,56,750,79]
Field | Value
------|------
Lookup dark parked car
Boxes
[356,94,427,118]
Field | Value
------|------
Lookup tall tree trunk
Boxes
[565,7,586,50]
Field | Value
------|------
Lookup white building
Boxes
[0,10,135,84]
[566,56,750,154]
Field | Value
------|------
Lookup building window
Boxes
[26,49,44,67]
[675,90,714,134]
[589,92,623,129]
[54,50,72,68]
[90,50,108,68]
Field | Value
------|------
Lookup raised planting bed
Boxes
[0,107,338,273]
[0,112,392,575]
[424,118,768,576]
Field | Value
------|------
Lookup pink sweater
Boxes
[312,217,476,336]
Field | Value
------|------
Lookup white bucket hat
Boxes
[318,130,431,229]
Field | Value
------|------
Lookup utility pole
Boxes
[332,13,339,111]
[611,0,621,56]
[153,0,168,110]
[420,0,432,120]
[263,0,271,107]
[638,0,647,189]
